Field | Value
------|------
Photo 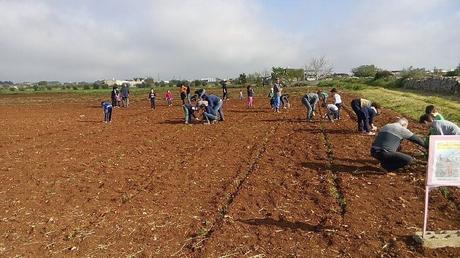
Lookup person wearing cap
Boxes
[371,118,427,172]
[350,98,380,135]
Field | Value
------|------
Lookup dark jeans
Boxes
[351,99,369,132]
[371,148,413,172]
[150,98,156,109]
[104,107,112,122]
[335,103,342,119]
[180,92,187,104]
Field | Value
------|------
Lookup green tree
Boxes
[352,65,379,77]
[286,68,305,83]
[374,70,393,80]
[400,66,427,80]
[193,80,202,87]
[271,67,287,81]
[38,81,48,86]
[238,73,247,84]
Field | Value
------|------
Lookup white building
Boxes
[104,78,145,87]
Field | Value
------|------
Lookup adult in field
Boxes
[196,89,224,121]
[301,92,319,121]
[273,78,283,112]
[350,98,380,135]
[121,83,130,108]
[220,80,229,101]
[179,83,188,105]
[186,84,191,104]
[110,86,119,107]
[371,118,427,172]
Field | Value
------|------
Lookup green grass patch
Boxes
[317,79,460,123]
[354,87,460,123]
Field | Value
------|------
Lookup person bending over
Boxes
[371,118,427,172]
[351,98,380,135]
[419,114,460,145]
[301,93,319,122]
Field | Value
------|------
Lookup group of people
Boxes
[101,81,460,175]
[300,88,342,122]
[182,89,225,125]
[101,83,130,123]
[110,84,130,108]
[370,105,460,172]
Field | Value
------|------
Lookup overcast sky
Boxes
[1,0,459,82]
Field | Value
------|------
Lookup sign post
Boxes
[415,135,460,248]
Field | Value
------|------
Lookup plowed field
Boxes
[1,89,459,257]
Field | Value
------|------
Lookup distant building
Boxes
[201,77,218,83]
[104,78,145,87]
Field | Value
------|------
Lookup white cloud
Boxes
[0,0,303,81]
[310,0,460,72]
[0,0,458,81]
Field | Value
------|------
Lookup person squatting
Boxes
[182,89,225,125]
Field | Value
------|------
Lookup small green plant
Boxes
[439,187,451,199]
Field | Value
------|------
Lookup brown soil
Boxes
[0,89,459,257]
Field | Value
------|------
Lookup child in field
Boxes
[325,104,339,122]
[247,85,254,108]
[317,90,328,107]
[201,100,219,124]
[239,90,243,100]
[280,94,290,109]
[148,89,156,110]
[179,83,188,105]
[111,86,119,107]
[425,105,444,120]
[101,101,113,123]
[165,90,173,106]
[116,90,122,108]
[183,96,198,124]
[268,88,275,109]
[330,88,342,119]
